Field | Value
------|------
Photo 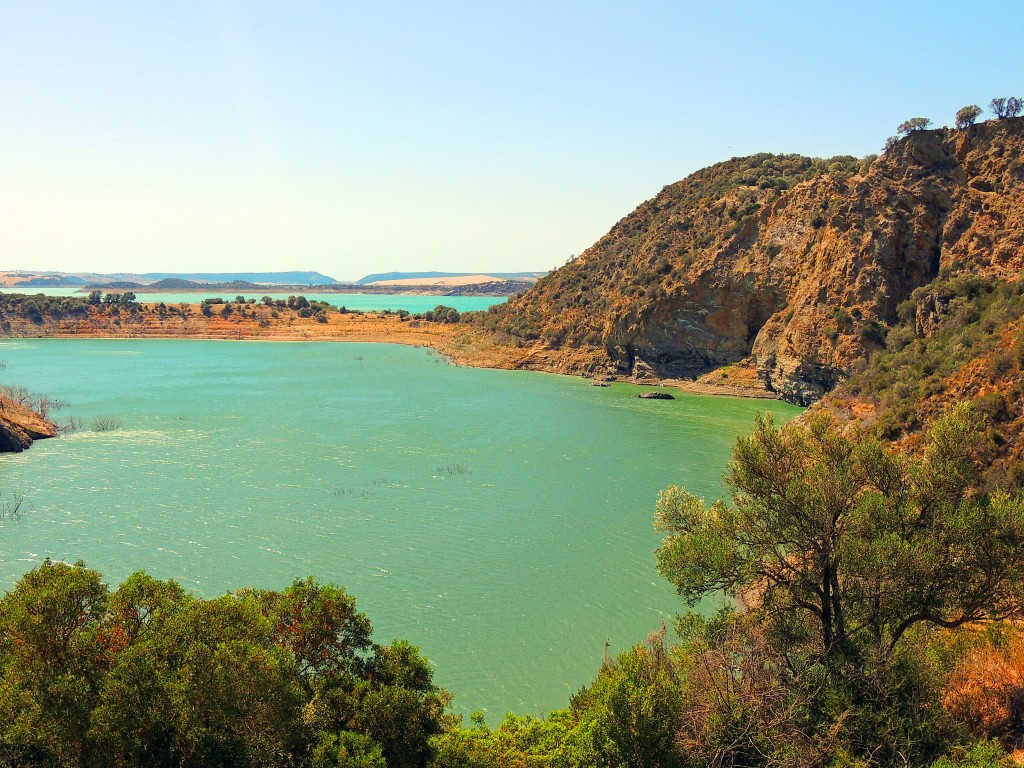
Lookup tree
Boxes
[91,594,305,767]
[990,98,1021,119]
[106,571,188,646]
[0,565,447,767]
[0,560,110,766]
[257,577,373,683]
[956,105,982,129]
[987,98,1019,119]
[569,628,684,768]
[897,117,932,136]
[654,405,1024,661]
[427,305,460,324]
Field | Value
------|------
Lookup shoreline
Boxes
[3,302,780,401]
[21,285,521,298]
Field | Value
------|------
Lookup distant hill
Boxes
[0,271,338,288]
[146,278,203,290]
[20,275,90,286]
[142,272,337,285]
[356,271,545,285]
[84,278,286,292]
[0,272,90,287]
[88,281,144,290]
[144,278,266,291]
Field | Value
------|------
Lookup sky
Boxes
[1,1,1021,282]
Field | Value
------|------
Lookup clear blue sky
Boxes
[1,1,1020,281]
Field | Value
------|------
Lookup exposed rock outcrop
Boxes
[636,391,675,400]
[486,118,1024,404]
[0,394,58,452]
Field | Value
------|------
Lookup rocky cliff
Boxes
[484,118,1024,404]
[0,395,58,452]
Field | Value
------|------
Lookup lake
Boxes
[9,287,506,314]
[0,339,800,718]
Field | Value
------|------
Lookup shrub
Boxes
[956,105,983,129]
[898,117,933,136]
[90,417,123,431]
[990,97,1023,119]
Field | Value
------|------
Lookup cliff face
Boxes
[0,394,57,452]
[489,118,1024,404]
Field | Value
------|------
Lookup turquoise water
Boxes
[11,287,505,314]
[0,339,799,717]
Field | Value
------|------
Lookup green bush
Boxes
[0,564,445,768]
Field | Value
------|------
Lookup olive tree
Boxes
[955,104,982,129]
[897,117,932,136]
[655,405,1024,661]
[990,97,1023,119]
[0,560,110,766]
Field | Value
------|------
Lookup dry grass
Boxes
[944,635,1024,739]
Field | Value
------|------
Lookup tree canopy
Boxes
[0,564,445,768]
[655,405,1024,661]
[990,97,1023,119]
[897,117,933,136]
[956,105,982,129]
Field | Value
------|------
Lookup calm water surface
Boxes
[0,339,799,717]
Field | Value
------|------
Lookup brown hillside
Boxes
[483,118,1024,404]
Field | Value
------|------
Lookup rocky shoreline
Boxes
[1,301,783,402]
[0,394,58,452]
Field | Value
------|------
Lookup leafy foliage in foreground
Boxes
[0,568,444,768]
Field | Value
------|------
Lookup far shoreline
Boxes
[23,282,527,298]
[1,300,782,402]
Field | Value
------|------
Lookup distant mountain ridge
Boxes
[0,271,338,287]
[356,271,544,284]
[141,271,337,285]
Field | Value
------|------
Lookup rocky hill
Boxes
[479,118,1024,404]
